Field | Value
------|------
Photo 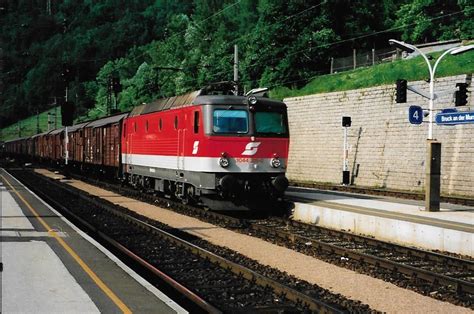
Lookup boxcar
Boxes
[83,113,127,175]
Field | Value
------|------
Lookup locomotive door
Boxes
[123,122,130,166]
[177,129,186,170]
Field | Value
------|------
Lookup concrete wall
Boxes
[284,74,474,197]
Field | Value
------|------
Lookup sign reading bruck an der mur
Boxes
[435,111,474,125]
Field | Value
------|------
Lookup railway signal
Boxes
[61,100,75,126]
[395,79,407,103]
[61,64,74,84]
[111,77,122,94]
[455,83,468,106]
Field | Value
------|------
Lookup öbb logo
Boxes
[242,142,261,156]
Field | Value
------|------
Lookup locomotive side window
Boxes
[174,116,178,130]
[146,120,149,133]
[213,110,248,134]
[159,118,162,131]
[193,111,199,134]
[254,112,287,135]
[134,122,137,133]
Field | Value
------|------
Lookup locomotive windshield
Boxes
[213,109,249,134]
[254,111,287,135]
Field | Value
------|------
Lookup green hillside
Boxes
[271,49,474,99]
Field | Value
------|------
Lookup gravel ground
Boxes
[34,169,472,313]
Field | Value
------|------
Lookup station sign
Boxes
[408,105,423,125]
[435,111,474,125]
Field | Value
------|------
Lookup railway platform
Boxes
[287,186,474,257]
[0,168,186,313]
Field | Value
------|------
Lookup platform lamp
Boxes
[342,116,351,185]
[389,39,474,211]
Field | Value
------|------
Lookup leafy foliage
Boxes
[0,0,472,135]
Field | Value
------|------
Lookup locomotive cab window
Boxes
[254,111,287,135]
[213,109,248,134]
[193,111,199,134]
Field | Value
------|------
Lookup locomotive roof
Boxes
[129,91,200,117]
[193,95,286,108]
[129,85,286,117]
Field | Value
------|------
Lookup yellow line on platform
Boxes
[1,174,132,314]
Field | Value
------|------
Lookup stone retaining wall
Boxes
[284,74,474,197]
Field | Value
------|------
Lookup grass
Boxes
[2,49,473,142]
[270,49,474,100]
[0,107,61,141]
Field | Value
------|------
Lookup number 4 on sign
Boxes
[409,105,423,125]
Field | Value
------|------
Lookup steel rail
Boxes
[12,172,222,314]
[76,192,342,313]
[276,217,474,271]
[249,220,474,295]
[18,170,343,313]
[72,171,474,295]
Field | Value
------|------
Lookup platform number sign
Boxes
[409,105,423,125]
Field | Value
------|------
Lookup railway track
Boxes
[249,218,474,296]
[66,170,474,309]
[9,168,373,313]
[290,183,474,207]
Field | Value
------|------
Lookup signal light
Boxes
[396,79,407,103]
[61,63,74,84]
[112,77,122,94]
[108,76,122,95]
[61,101,75,126]
[62,18,68,33]
[455,83,468,106]
[342,116,351,127]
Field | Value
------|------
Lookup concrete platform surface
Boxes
[287,186,474,256]
[0,169,187,314]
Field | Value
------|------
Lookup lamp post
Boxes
[389,39,474,211]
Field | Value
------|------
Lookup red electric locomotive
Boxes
[2,82,290,210]
[122,82,289,209]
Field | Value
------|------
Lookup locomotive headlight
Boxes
[219,152,230,168]
[271,157,281,168]
[248,96,258,106]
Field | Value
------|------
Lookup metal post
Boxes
[425,140,441,211]
[372,48,375,66]
[428,77,434,140]
[342,119,350,185]
[233,44,239,95]
[65,126,68,166]
[64,87,68,166]
[353,48,356,69]
[330,57,334,74]
[36,110,40,133]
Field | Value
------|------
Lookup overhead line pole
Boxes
[234,44,239,94]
